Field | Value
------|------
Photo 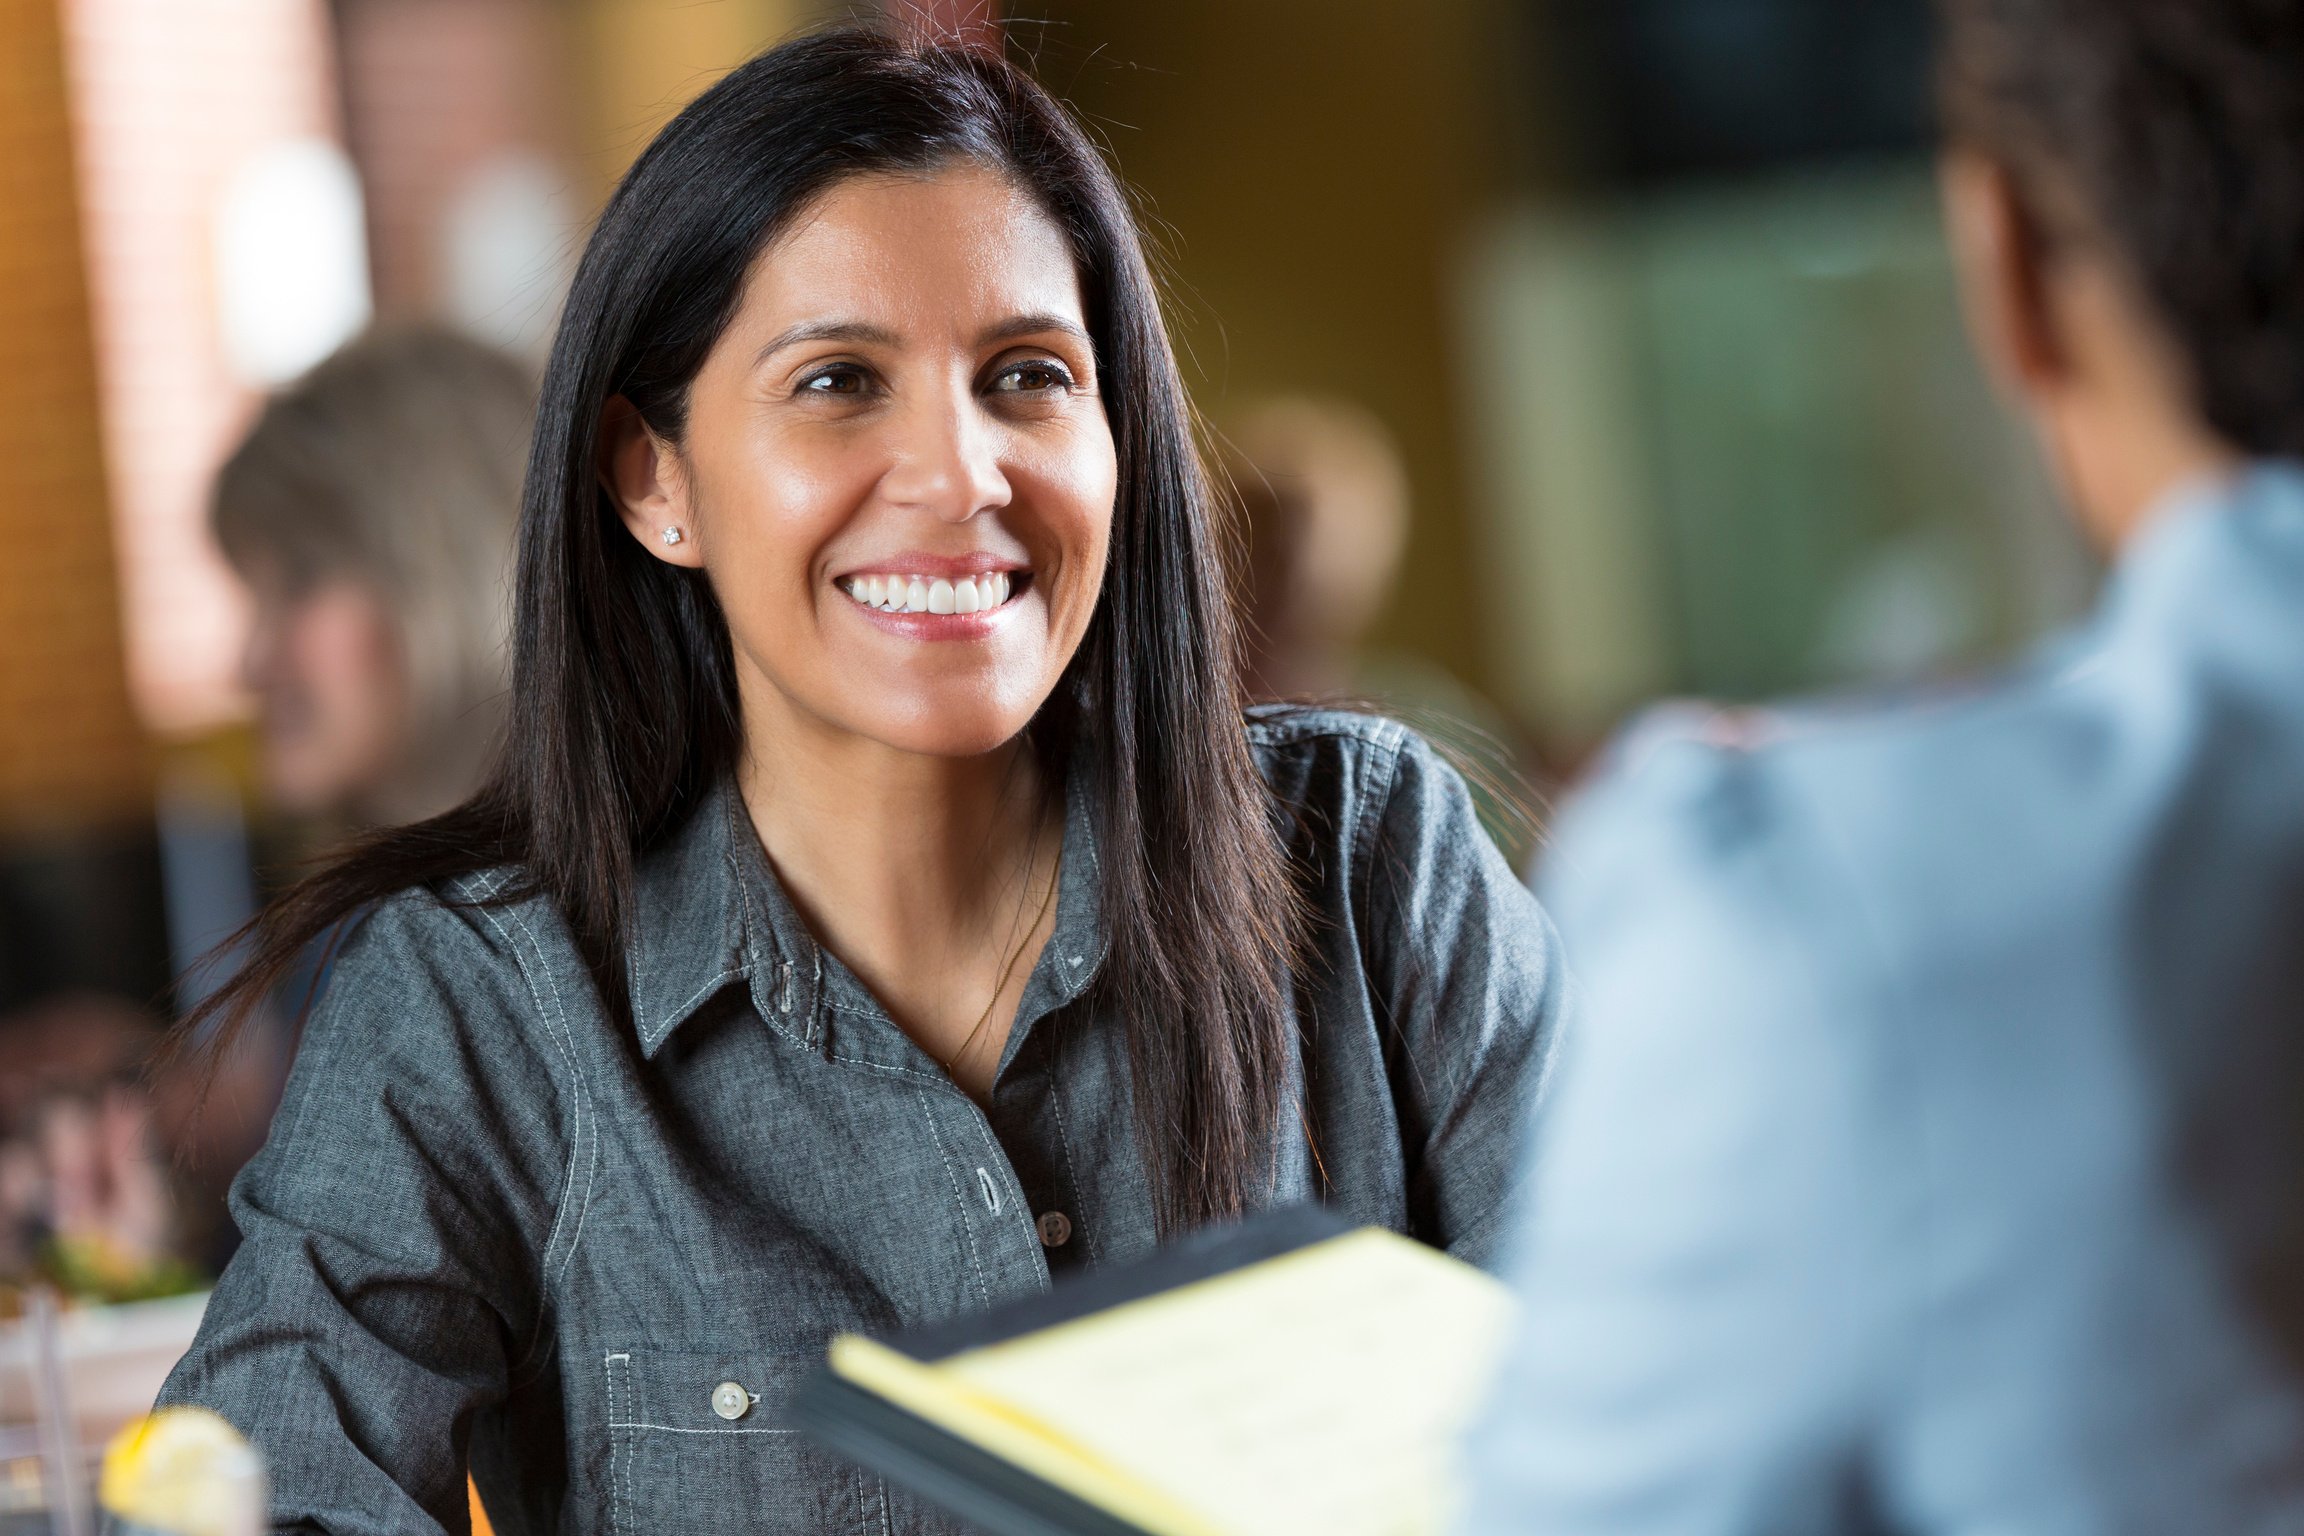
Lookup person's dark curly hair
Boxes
[1938,0,2304,459]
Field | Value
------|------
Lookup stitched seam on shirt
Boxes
[648,965,744,1050]
[914,1088,993,1308]
[1046,1033,1099,1265]
[464,869,580,1306]
[810,946,825,1047]
[624,902,649,1050]
[727,842,812,1050]
[603,1352,631,1536]
[1352,732,1431,1165]
[467,875,596,1385]
[503,901,600,1286]
[1351,728,1411,948]
[1062,772,1108,985]
[827,1050,948,1088]
[605,1421,796,1435]
[1068,770,1104,884]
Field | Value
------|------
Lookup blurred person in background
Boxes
[1227,396,1412,703]
[169,327,537,1268]
[1225,397,1535,860]
[208,321,532,1120]
[1461,0,2304,1531]
[215,324,534,831]
[155,29,1564,1532]
[0,329,534,1303]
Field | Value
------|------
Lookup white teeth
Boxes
[840,571,1024,614]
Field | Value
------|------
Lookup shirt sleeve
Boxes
[158,885,572,1536]
[1361,728,1574,1267]
[1454,733,1908,1536]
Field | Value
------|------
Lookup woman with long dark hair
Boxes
[158,27,1566,1532]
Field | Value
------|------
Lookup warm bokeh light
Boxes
[61,0,347,737]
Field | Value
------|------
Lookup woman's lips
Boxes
[835,568,1032,640]
[838,569,1022,616]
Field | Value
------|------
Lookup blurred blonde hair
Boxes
[211,325,534,816]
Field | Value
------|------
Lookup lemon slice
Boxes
[100,1407,264,1536]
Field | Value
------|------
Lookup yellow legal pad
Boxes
[800,1210,1517,1536]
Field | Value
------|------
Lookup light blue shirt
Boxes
[1462,466,2304,1535]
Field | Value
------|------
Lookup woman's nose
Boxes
[878,392,1012,522]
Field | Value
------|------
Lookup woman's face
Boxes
[235,560,410,818]
[612,162,1117,760]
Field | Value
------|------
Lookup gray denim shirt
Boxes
[160,708,1569,1535]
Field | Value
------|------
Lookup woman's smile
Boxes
[831,551,1034,639]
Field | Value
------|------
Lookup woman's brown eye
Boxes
[805,368,866,395]
[996,362,1070,393]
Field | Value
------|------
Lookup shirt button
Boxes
[1036,1210,1073,1248]
[710,1381,751,1421]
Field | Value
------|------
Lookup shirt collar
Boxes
[2093,460,2304,648]
[624,775,812,1057]
[625,756,1112,1061]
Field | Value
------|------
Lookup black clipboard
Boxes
[794,1204,1352,1536]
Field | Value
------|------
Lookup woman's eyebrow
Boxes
[754,319,901,366]
[981,313,1091,346]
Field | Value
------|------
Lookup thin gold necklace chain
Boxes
[941,840,1061,1076]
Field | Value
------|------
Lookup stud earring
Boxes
[661,526,684,547]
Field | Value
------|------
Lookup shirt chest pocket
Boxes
[602,1345,890,1536]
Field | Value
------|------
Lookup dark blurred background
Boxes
[0,0,2084,1302]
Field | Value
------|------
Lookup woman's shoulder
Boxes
[1243,703,1479,849]
[290,864,593,1124]
[1245,702,1419,791]
[1246,700,1457,790]
[1244,701,1414,755]
[327,863,576,1004]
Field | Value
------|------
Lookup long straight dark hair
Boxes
[183,26,1305,1234]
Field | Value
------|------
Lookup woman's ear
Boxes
[1940,149,2068,402]
[598,396,704,569]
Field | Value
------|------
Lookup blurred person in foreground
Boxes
[1461,0,2304,1531]
[1224,398,1534,860]
[216,325,533,831]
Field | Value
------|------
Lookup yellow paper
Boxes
[831,1227,1516,1536]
